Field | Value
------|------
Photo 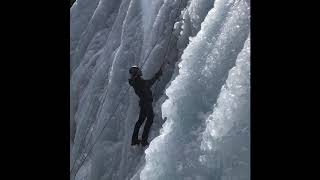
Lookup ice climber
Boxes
[128,65,163,147]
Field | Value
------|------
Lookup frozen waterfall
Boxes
[70,0,250,179]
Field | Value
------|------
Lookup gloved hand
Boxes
[155,68,162,78]
[128,79,134,86]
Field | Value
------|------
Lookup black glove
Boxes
[128,79,133,86]
[155,69,162,78]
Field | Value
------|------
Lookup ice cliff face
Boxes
[70,0,250,180]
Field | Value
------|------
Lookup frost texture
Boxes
[70,0,250,180]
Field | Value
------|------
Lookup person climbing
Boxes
[128,65,163,147]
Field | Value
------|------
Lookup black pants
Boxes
[132,102,154,143]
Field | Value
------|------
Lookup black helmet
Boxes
[129,65,142,76]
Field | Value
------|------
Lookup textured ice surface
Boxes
[70,0,250,179]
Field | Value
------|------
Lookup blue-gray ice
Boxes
[70,0,250,179]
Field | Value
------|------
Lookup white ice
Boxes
[70,0,250,179]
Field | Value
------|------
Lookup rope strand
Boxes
[70,1,184,179]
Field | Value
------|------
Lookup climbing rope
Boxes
[70,36,161,176]
[70,0,184,179]
[153,0,184,98]
[70,37,161,178]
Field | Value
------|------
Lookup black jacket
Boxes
[128,70,162,105]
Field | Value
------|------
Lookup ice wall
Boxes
[70,0,250,179]
[140,0,250,179]
[200,35,250,180]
